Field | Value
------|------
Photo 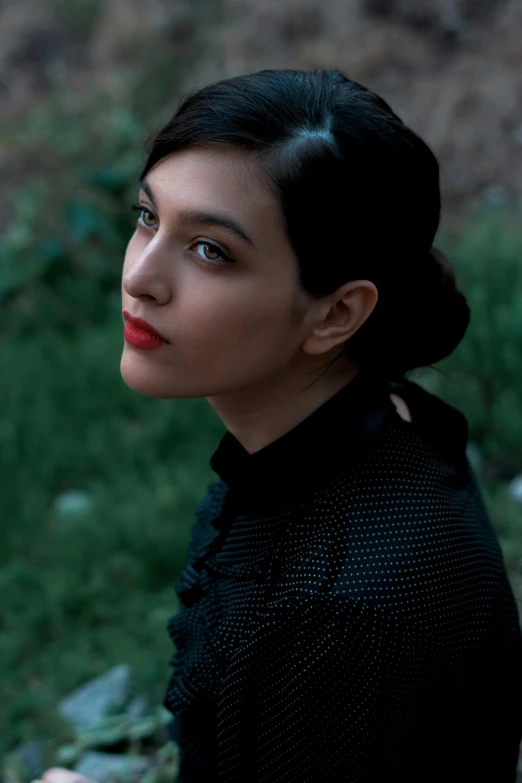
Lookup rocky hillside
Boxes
[1,0,521,223]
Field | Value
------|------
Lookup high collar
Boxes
[210,367,396,514]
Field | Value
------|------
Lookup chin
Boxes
[119,354,169,398]
[120,373,168,398]
[119,355,207,399]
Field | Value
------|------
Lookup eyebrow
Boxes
[140,178,257,250]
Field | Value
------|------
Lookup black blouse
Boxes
[164,367,522,782]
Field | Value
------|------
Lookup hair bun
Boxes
[428,247,456,287]
[396,246,471,374]
[344,245,471,379]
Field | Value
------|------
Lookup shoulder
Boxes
[272,409,506,636]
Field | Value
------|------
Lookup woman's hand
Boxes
[31,768,99,783]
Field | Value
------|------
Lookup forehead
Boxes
[145,146,277,220]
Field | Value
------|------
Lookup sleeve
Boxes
[215,592,445,782]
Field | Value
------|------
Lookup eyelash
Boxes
[130,203,235,266]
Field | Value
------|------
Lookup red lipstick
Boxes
[123,311,169,350]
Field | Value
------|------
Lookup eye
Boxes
[191,241,235,266]
[129,204,235,266]
[130,203,157,228]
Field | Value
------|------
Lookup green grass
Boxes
[0,313,226,755]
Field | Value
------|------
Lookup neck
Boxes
[206,355,361,455]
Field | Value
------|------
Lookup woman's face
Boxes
[121,145,375,433]
[122,145,309,399]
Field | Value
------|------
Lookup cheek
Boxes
[176,280,291,365]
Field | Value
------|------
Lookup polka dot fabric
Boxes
[164,370,522,782]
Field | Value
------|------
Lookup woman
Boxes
[40,69,522,782]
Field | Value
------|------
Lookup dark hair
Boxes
[140,68,470,384]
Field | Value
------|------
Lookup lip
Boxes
[122,311,169,342]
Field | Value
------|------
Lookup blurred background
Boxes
[1,0,522,781]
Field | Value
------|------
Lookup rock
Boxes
[465,441,482,471]
[58,665,132,730]
[54,489,91,516]
[74,751,150,783]
[124,695,149,719]
[508,475,522,504]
